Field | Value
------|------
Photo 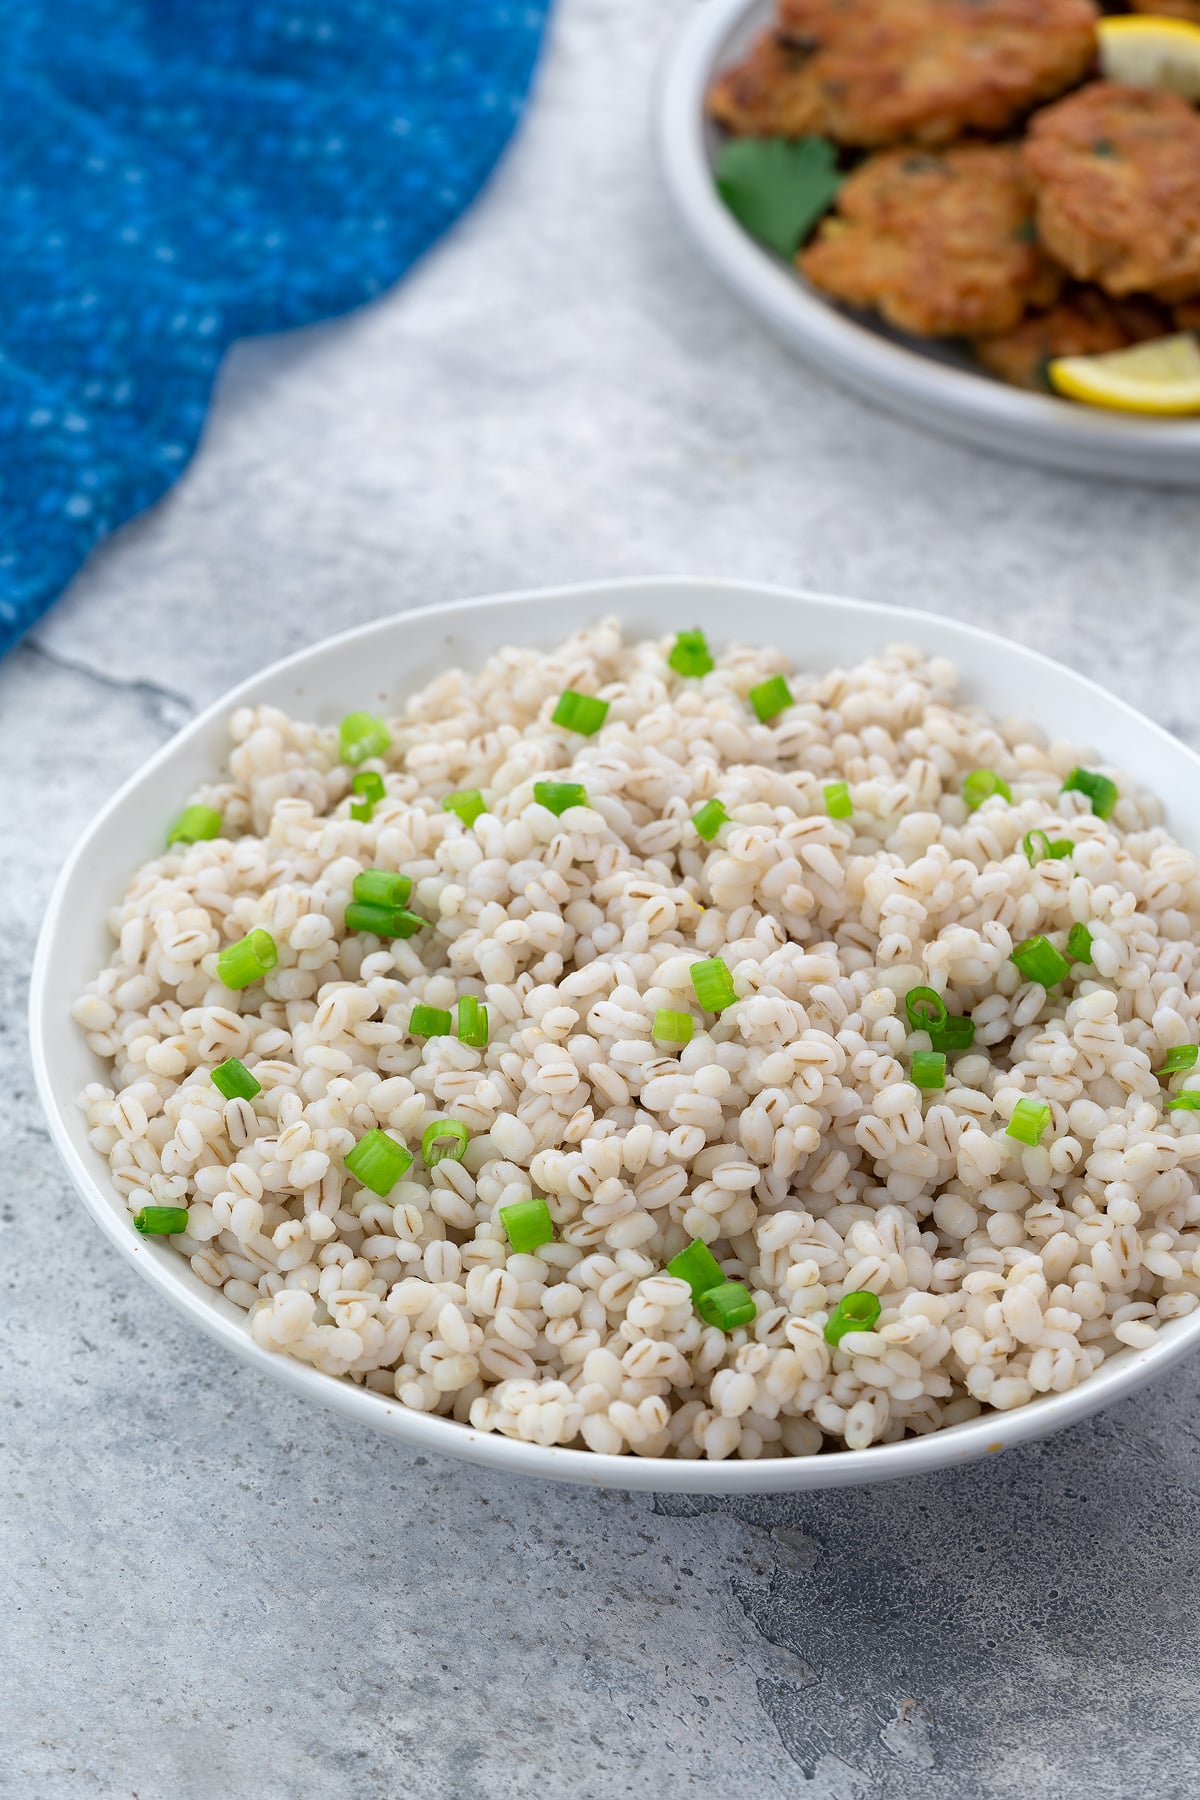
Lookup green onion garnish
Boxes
[692,798,729,842]
[344,1128,413,1196]
[1165,1094,1200,1112]
[500,1196,554,1255]
[216,928,278,991]
[905,987,948,1033]
[552,690,610,737]
[457,995,489,1047]
[409,1003,452,1038]
[350,771,385,823]
[962,769,1012,811]
[666,1238,724,1299]
[1006,1097,1052,1146]
[911,1051,946,1090]
[1158,1046,1199,1076]
[534,780,588,817]
[1010,935,1072,987]
[1062,766,1118,819]
[166,804,223,848]
[823,781,852,820]
[697,1280,757,1332]
[668,629,714,678]
[749,674,792,722]
[930,1014,975,1053]
[824,1290,881,1347]
[652,1008,694,1045]
[1066,922,1093,963]
[210,1057,261,1101]
[690,956,736,1013]
[344,901,429,938]
[1023,829,1073,866]
[442,788,486,828]
[352,869,412,909]
[339,711,390,766]
[421,1118,470,1166]
[133,1205,189,1236]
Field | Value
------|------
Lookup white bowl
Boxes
[30,576,1200,1490]
[657,0,1200,485]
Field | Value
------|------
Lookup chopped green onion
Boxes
[905,987,948,1033]
[344,1128,413,1196]
[929,1014,975,1053]
[443,788,486,828]
[1066,922,1093,963]
[409,1003,452,1038]
[210,1057,261,1101]
[1165,1094,1200,1112]
[824,781,852,819]
[166,804,222,848]
[1062,766,1118,819]
[653,1008,695,1045]
[344,901,429,938]
[133,1205,190,1235]
[1023,829,1073,865]
[824,1290,881,1347]
[216,928,278,991]
[350,770,386,823]
[696,1280,757,1332]
[962,769,1012,811]
[690,956,737,1013]
[749,674,792,722]
[1006,1097,1052,1147]
[1158,1046,1199,1076]
[666,1237,724,1298]
[339,711,391,766]
[534,780,588,817]
[668,629,714,678]
[457,995,489,1047]
[911,1051,946,1090]
[421,1117,470,1166]
[1011,935,1072,987]
[552,690,610,736]
[500,1196,554,1255]
[352,869,412,909]
[692,798,729,841]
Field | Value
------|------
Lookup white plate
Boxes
[657,0,1200,484]
[29,576,1200,1490]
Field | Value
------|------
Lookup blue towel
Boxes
[0,1,551,657]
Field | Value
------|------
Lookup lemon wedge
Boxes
[1048,333,1200,414]
[1097,15,1200,101]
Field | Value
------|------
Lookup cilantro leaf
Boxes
[714,136,841,259]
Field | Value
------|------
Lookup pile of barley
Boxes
[72,621,1200,1459]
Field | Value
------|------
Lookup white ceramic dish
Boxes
[30,576,1200,1490]
[657,0,1200,485]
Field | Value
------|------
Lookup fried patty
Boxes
[974,286,1173,389]
[1024,82,1200,303]
[800,144,1061,336]
[1129,0,1200,19]
[709,0,1099,148]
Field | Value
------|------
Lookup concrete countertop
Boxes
[5,4,1200,1795]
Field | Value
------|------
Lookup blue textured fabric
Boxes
[0,1,550,656]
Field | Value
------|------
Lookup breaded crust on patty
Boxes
[974,286,1173,389]
[1024,82,1200,302]
[709,0,1099,148]
[799,144,1061,337]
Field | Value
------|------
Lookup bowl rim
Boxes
[655,0,1200,475]
[29,573,1200,1492]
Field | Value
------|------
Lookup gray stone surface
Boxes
[4,3,1200,1795]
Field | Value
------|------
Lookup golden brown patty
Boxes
[1129,0,1200,18]
[709,0,1099,148]
[800,144,1061,336]
[1024,82,1200,302]
[975,286,1173,389]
